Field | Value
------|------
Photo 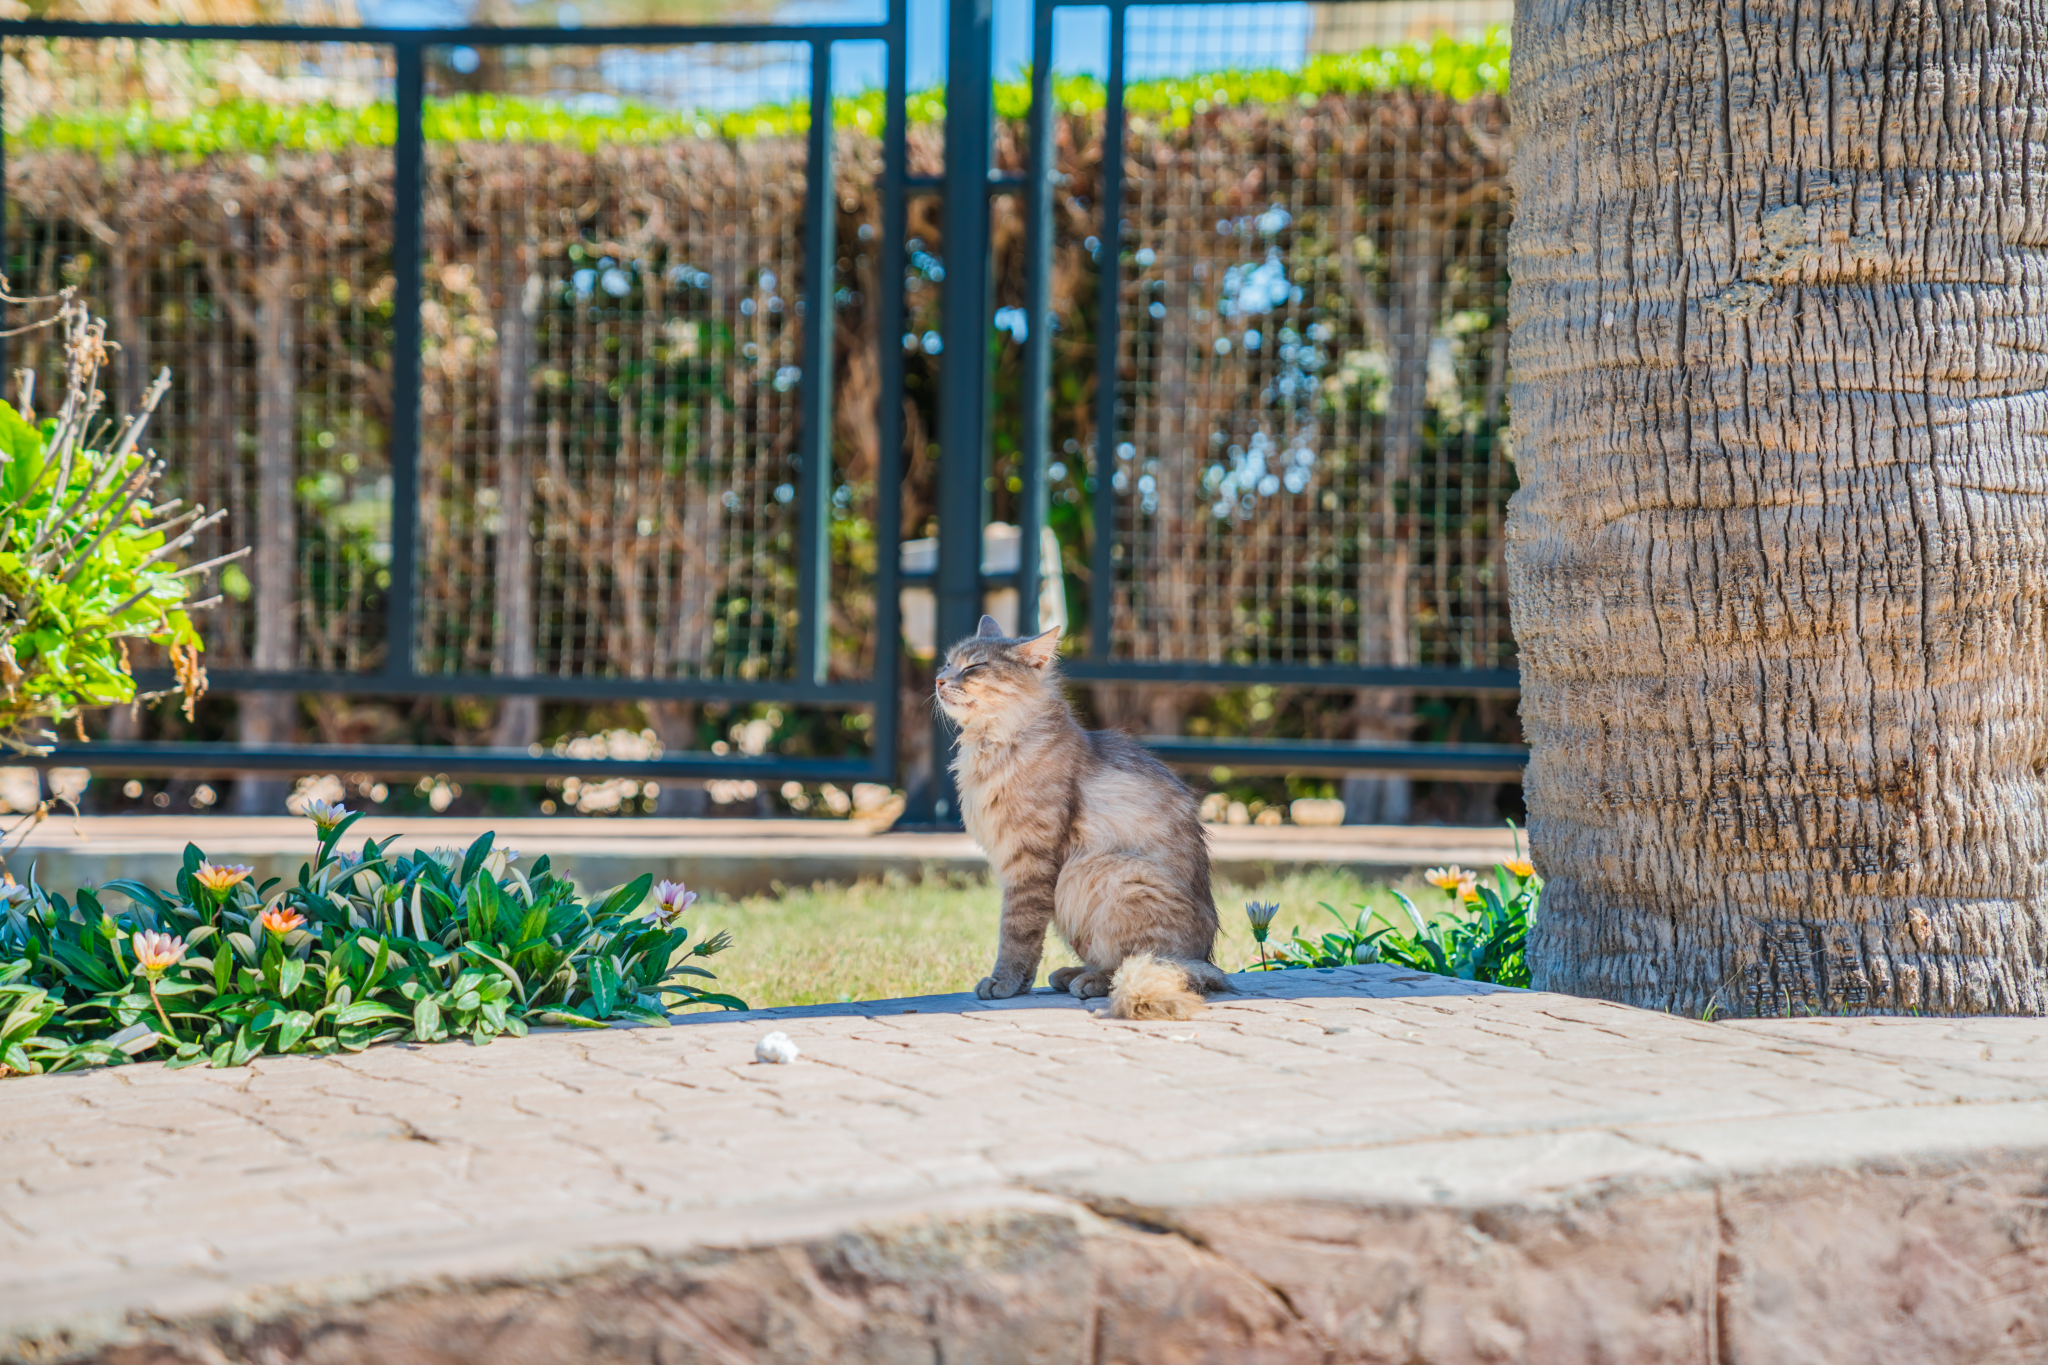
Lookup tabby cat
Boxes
[936,616,1229,1019]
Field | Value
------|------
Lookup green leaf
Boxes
[316,809,366,864]
[588,956,620,1018]
[680,991,750,1012]
[337,1023,406,1052]
[276,1011,314,1051]
[461,943,526,1004]
[591,875,654,926]
[101,879,174,916]
[528,1008,608,1029]
[412,995,443,1042]
[279,956,306,1000]
[46,938,121,992]
[361,936,393,995]
[334,1001,407,1025]
[465,873,503,945]
[457,832,494,887]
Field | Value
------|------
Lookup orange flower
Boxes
[193,862,254,894]
[1502,858,1536,880]
[257,905,306,936]
[1423,865,1468,891]
[131,930,186,975]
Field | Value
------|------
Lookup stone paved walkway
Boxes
[3,968,2044,1364]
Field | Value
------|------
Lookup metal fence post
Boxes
[796,39,836,688]
[1088,3,1124,663]
[384,38,425,686]
[868,0,910,786]
[920,0,994,825]
[1017,0,1054,637]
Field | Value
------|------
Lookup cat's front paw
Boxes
[975,973,1028,1000]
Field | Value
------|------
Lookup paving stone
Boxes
[2,965,2045,1364]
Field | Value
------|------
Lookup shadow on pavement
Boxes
[667,963,1515,1026]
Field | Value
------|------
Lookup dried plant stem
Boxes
[53,461,157,585]
[133,506,228,569]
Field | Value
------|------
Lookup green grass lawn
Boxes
[683,868,1420,1010]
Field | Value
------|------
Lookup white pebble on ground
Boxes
[755,1031,801,1064]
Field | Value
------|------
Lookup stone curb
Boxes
[3,966,2043,1363]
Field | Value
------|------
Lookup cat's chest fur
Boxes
[951,726,1070,863]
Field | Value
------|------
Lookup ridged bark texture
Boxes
[1507,0,2048,1015]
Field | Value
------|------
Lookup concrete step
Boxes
[2,968,2042,1363]
[1,816,1525,895]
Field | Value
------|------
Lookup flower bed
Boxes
[0,805,744,1076]
[1245,835,1539,987]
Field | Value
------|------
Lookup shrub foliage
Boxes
[0,807,744,1077]
[1249,852,1538,987]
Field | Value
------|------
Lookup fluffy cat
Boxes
[935,615,1229,1019]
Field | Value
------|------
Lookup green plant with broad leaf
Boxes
[1245,830,1540,988]
[0,804,745,1076]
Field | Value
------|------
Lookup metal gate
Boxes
[2,8,911,787]
[0,0,1527,801]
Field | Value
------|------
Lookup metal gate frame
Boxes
[0,8,913,785]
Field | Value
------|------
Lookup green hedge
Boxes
[16,30,1509,154]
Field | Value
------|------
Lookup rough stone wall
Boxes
[45,1159,2048,1365]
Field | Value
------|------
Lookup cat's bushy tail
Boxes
[1108,953,1231,1021]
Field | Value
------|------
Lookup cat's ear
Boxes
[1015,627,1060,669]
[976,614,1005,639]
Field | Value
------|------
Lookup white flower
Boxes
[302,797,351,832]
[650,879,697,921]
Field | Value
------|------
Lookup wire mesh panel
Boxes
[417,42,822,686]
[3,36,398,675]
[1045,3,1515,673]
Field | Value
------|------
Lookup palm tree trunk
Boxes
[1507,0,2048,1016]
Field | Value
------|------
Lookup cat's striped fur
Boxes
[936,616,1228,1018]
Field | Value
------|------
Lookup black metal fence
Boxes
[0,0,1527,800]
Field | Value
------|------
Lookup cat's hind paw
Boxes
[1064,968,1113,999]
